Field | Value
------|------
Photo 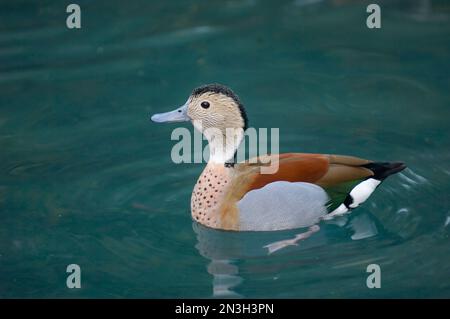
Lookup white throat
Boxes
[201,125,244,164]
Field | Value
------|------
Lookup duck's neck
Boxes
[201,125,244,165]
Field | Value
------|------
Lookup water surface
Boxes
[0,0,449,298]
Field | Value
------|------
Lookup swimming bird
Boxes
[151,84,406,234]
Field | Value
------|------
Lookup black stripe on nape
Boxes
[192,83,248,131]
[224,150,238,168]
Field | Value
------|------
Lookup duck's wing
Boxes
[235,153,373,191]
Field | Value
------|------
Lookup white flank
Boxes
[348,178,381,208]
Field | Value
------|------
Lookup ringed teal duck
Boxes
[151,84,406,232]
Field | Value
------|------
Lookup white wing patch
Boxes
[237,181,329,231]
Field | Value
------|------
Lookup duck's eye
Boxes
[201,101,210,109]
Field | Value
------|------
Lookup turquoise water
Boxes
[1,0,449,298]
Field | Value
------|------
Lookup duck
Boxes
[151,83,406,234]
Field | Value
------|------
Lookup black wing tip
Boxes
[363,161,407,180]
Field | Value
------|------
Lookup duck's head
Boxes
[151,83,247,131]
[151,84,248,163]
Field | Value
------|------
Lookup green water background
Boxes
[0,0,449,298]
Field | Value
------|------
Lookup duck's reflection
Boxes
[192,212,379,298]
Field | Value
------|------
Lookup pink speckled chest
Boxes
[191,163,232,229]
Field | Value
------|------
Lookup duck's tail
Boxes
[361,161,407,181]
[323,161,406,220]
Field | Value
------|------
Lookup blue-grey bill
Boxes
[151,104,190,123]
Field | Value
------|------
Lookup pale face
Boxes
[187,92,245,133]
